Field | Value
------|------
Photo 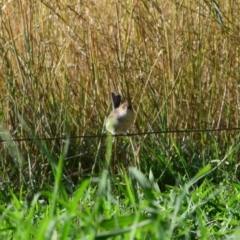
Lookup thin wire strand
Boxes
[0,127,239,142]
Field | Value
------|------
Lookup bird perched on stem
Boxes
[105,92,134,134]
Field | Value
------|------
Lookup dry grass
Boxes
[0,0,240,191]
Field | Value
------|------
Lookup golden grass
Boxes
[0,0,239,188]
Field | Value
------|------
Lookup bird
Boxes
[105,92,134,134]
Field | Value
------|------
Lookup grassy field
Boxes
[0,0,240,239]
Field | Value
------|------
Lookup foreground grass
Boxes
[1,165,240,239]
[0,138,240,239]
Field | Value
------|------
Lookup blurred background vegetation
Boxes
[0,0,239,197]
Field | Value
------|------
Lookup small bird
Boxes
[105,92,134,134]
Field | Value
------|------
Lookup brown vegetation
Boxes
[0,0,239,190]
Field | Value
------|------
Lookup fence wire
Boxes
[0,126,239,142]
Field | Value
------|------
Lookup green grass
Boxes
[1,147,240,239]
[1,0,240,239]
[0,133,240,239]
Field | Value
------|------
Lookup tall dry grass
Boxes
[0,0,239,191]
